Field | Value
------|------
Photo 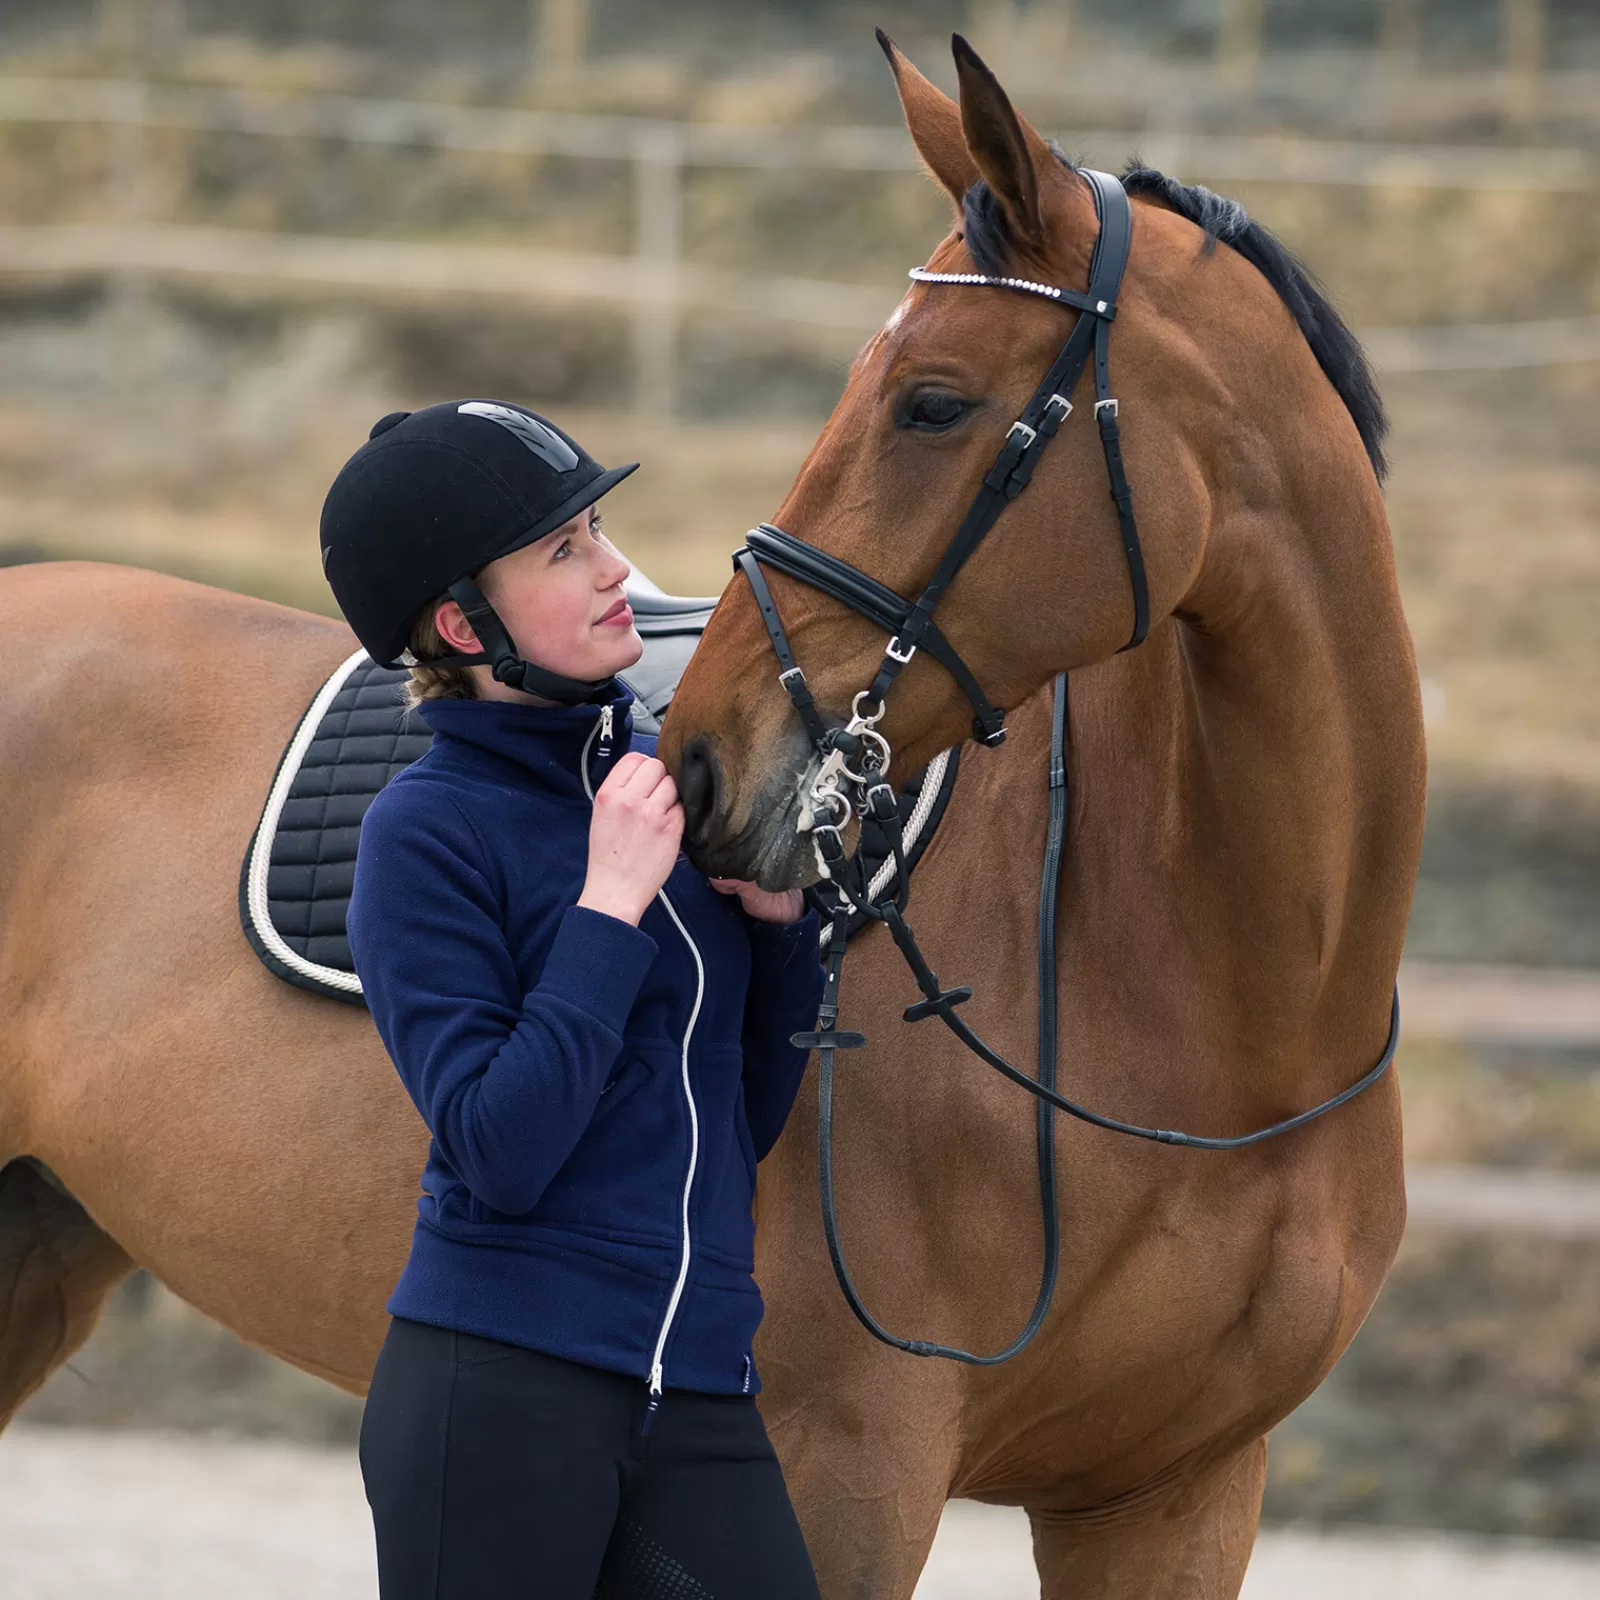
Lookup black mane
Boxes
[961,160,1388,480]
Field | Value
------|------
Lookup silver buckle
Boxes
[778,665,806,687]
[1094,398,1119,419]
[1006,419,1037,449]
[886,635,916,664]
[1042,393,1073,425]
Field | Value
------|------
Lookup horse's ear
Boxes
[951,33,1054,244]
[877,28,977,215]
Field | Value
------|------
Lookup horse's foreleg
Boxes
[0,1159,135,1428]
[1028,1437,1267,1600]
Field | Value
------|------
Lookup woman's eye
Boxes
[553,540,571,559]
[904,392,968,431]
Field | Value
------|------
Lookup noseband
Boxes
[732,169,1400,1368]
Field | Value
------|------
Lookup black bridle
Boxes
[732,169,1400,1367]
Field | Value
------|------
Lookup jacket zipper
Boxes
[641,887,704,1434]
[578,704,614,796]
[578,704,704,1436]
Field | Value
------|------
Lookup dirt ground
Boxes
[5,1424,1600,1600]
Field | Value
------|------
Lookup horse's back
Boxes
[0,558,349,708]
[0,560,352,840]
[0,559,360,1117]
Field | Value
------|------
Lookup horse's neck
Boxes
[1066,481,1424,1086]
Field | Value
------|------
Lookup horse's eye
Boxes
[902,391,969,431]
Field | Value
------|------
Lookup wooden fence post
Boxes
[533,0,590,83]
[1216,0,1266,99]
[1378,0,1423,127]
[107,81,149,227]
[1503,0,1544,128]
[632,124,683,417]
[967,1,1019,81]
[1018,0,1076,94]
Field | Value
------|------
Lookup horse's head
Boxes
[659,33,1329,888]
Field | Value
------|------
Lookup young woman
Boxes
[321,399,824,1599]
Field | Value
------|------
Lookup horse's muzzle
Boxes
[677,733,827,891]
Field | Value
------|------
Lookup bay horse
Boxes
[656,35,1424,1600]
[0,35,1421,1600]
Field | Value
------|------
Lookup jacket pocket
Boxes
[592,1048,660,1111]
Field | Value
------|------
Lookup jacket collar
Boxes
[416,680,636,802]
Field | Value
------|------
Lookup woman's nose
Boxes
[600,549,632,591]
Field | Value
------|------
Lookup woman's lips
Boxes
[596,598,633,627]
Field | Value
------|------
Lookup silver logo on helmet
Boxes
[457,402,580,472]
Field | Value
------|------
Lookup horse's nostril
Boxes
[677,736,721,842]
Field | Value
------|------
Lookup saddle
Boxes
[240,570,959,1005]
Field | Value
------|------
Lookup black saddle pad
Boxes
[240,596,959,1006]
[239,653,428,1005]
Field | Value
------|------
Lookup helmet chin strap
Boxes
[434,576,615,706]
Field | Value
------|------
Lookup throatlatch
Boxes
[733,168,1400,1368]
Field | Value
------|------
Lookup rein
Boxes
[732,169,1400,1366]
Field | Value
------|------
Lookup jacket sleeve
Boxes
[739,906,825,1162]
[347,785,658,1216]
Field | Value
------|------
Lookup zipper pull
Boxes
[639,1366,663,1438]
[598,703,614,750]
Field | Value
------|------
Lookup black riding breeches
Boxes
[358,1316,820,1600]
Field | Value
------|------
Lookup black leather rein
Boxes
[732,169,1401,1367]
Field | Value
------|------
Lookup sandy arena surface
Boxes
[3,1425,1600,1598]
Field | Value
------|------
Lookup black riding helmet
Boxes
[319,400,639,704]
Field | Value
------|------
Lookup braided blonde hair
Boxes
[400,598,479,713]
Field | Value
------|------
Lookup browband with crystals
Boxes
[908,266,1115,319]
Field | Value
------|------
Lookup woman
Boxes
[321,399,825,1599]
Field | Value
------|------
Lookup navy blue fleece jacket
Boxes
[346,683,823,1396]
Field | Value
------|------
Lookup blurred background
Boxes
[1,2,1597,1594]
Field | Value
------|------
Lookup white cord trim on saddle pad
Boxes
[818,746,953,951]
[245,647,372,996]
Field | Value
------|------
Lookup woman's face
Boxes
[436,504,644,700]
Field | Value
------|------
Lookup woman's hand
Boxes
[709,879,806,926]
[578,754,685,926]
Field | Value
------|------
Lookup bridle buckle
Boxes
[1094,397,1119,420]
[1006,419,1037,450]
[1042,394,1073,427]
[885,635,917,665]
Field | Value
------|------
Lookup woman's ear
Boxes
[878,29,978,217]
[431,599,480,656]
[951,33,1056,245]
